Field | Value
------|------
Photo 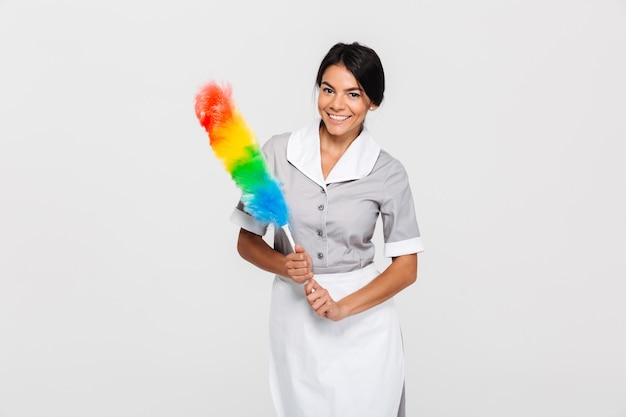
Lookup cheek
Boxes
[350,104,368,119]
[317,97,330,115]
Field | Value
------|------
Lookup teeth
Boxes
[329,114,349,121]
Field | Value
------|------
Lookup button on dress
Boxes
[230,120,424,417]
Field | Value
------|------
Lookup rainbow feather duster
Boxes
[194,81,295,251]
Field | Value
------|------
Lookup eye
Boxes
[322,87,334,95]
[348,92,361,98]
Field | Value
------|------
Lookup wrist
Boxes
[336,299,351,320]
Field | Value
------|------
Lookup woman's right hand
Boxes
[285,244,313,284]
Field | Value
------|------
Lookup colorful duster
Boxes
[194,81,295,251]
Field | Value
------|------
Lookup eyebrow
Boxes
[321,81,363,93]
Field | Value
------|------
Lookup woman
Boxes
[229,41,424,417]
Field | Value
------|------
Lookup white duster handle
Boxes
[280,224,296,253]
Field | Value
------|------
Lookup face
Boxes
[317,64,376,142]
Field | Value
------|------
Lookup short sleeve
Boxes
[229,200,269,236]
[380,160,425,257]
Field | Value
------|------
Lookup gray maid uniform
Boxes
[230,119,424,417]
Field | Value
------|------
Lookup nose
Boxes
[329,93,345,110]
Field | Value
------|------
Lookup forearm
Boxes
[338,254,418,317]
[237,228,288,277]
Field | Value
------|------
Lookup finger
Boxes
[306,289,320,304]
[309,297,324,314]
[304,278,317,294]
[311,297,327,312]
[320,302,335,318]
[310,289,331,308]
[304,279,312,294]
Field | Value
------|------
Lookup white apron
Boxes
[268,263,405,417]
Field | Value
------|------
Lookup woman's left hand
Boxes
[304,279,346,321]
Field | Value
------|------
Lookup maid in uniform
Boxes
[230,41,424,417]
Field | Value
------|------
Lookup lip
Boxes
[327,113,351,122]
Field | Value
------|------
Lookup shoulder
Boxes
[261,131,291,166]
[375,149,409,178]
[261,131,291,153]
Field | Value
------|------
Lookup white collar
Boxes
[286,119,381,188]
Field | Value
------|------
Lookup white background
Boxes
[1,1,625,416]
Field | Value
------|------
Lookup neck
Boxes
[318,122,362,150]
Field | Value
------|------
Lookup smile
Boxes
[328,114,350,121]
